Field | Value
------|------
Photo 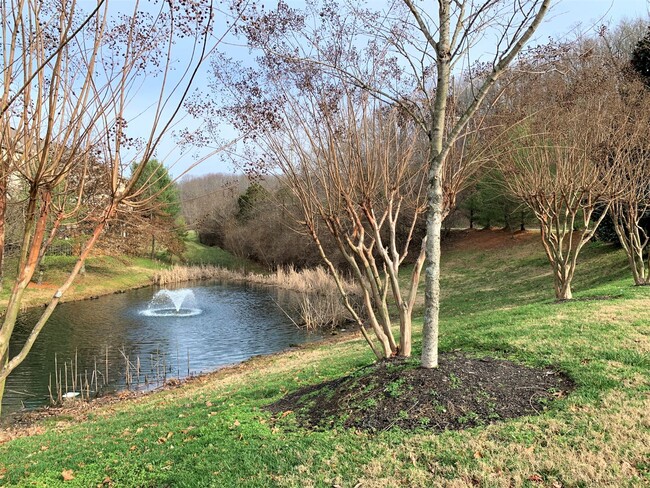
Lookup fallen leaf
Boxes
[409,452,417,467]
[205,401,213,407]
[233,420,241,427]
[129,445,137,451]
[528,474,543,483]
[61,469,75,481]
[473,451,483,459]
[281,410,293,418]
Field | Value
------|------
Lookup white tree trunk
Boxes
[421,167,444,368]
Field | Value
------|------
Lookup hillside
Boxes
[0,230,648,487]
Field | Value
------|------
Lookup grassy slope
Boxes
[182,231,256,270]
[0,255,163,312]
[0,230,648,487]
[0,235,252,312]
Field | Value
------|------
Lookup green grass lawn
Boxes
[182,231,258,270]
[0,230,648,487]
[0,254,164,312]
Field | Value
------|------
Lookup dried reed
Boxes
[153,265,360,328]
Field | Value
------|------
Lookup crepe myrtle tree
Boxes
[609,28,650,286]
[495,111,627,300]
[219,0,550,367]
[262,88,429,359]
[0,0,241,415]
[493,37,649,298]
[610,145,650,286]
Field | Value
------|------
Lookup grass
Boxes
[0,230,649,487]
[181,231,256,270]
[0,255,163,313]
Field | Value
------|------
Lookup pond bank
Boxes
[0,327,358,435]
[0,255,163,314]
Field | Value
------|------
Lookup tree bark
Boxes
[0,348,7,416]
[421,165,444,368]
[556,280,572,300]
[420,0,450,369]
[0,176,5,291]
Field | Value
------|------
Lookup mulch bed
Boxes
[266,353,574,433]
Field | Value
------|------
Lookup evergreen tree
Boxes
[133,159,181,219]
[237,183,269,222]
[131,160,184,259]
[631,26,650,87]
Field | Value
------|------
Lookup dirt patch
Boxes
[266,354,573,433]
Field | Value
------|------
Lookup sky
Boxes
[103,0,650,179]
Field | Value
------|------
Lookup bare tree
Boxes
[495,106,627,300]
[0,0,231,414]
[609,87,650,287]
[611,154,650,286]
[262,90,428,358]
[495,35,650,296]
[226,0,550,367]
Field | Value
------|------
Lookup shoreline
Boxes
[0,327,360,438]
[0,256,164,314]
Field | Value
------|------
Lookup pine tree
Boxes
[631,26,650,86]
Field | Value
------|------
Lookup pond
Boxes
[3,282,322,416]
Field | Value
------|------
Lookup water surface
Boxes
[3,282,319,415]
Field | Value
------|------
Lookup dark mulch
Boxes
[266,353,574,433]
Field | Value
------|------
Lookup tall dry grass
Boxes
[152,265,360,329]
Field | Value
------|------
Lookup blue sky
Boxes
[103,0,650,178]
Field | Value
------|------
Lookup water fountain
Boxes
[141,288,202,317]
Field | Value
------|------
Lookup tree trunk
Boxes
[503,205,511,231]
[421,176,444,368]
[0,176,5,291]
[0,347,7,417]
[421,0,450,369]
[399,306,412,357]
[556,279,572,300]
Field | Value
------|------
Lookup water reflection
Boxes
[3,282,321,415]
